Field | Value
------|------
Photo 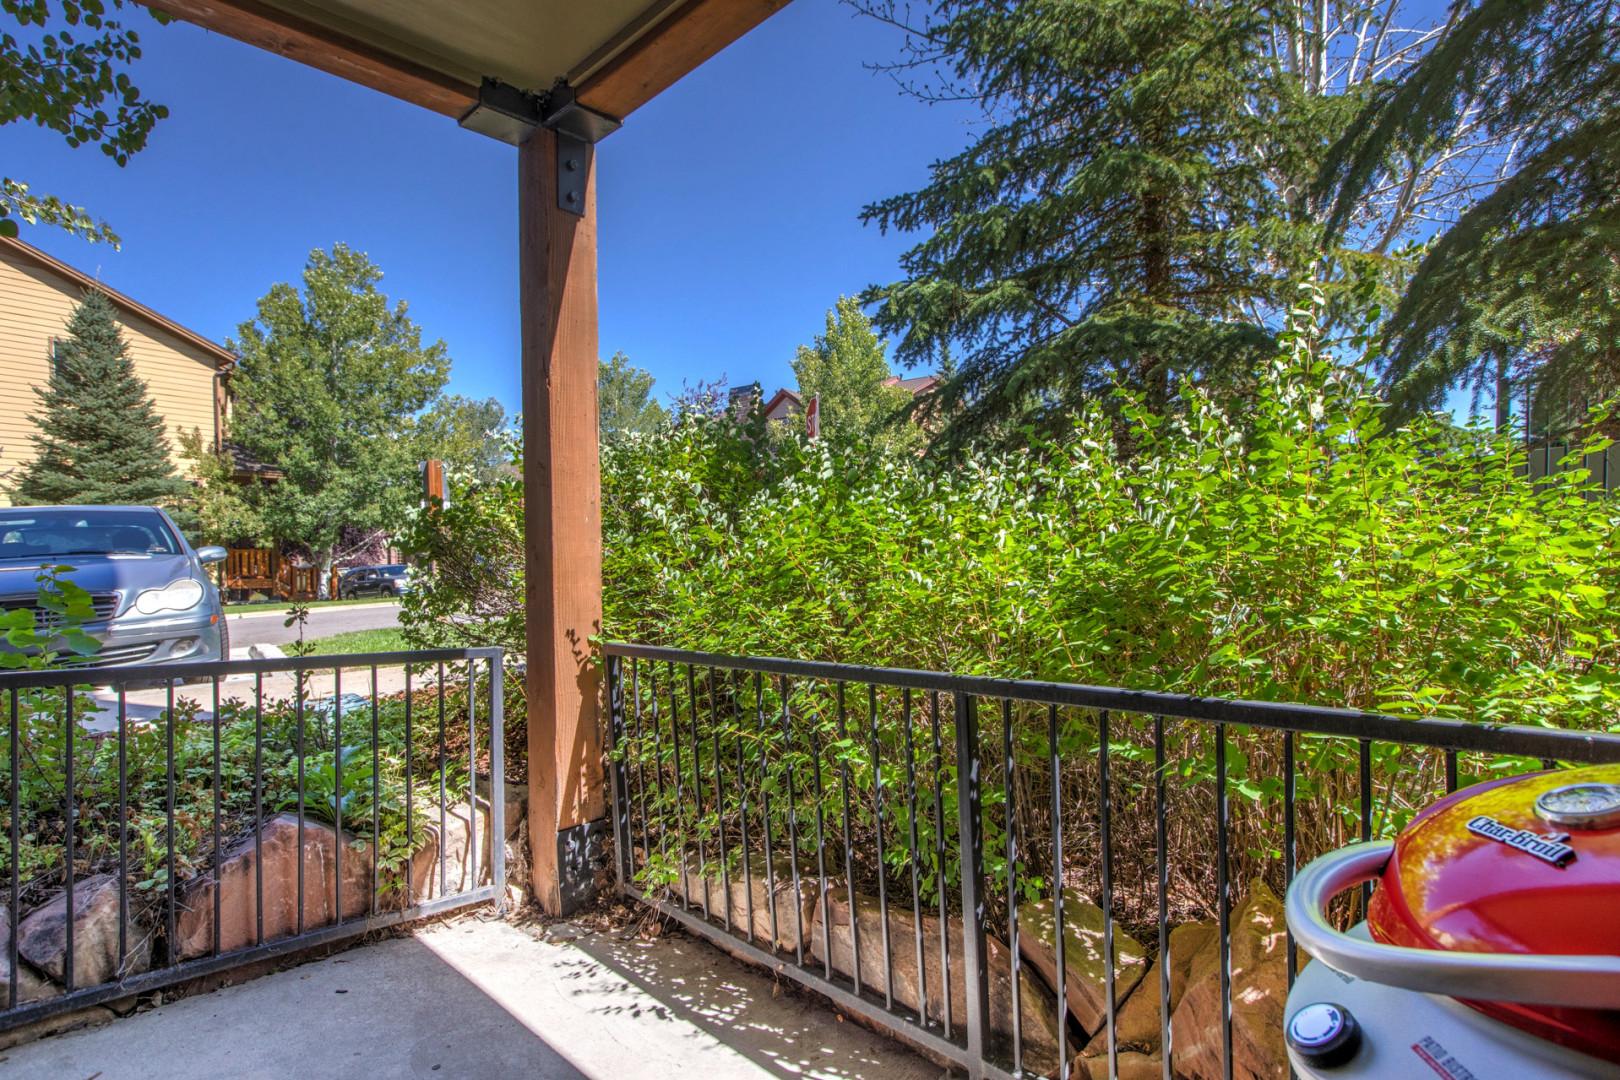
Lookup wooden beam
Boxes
[575,0,790,120]
[519,127,607,914]
[142,0,478,118]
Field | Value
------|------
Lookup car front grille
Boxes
[60,641,160,667]
[0,591,121,630]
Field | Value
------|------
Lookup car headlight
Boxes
[133,579,206,615]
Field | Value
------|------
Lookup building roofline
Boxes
[0,234,236,369]
[761,387,801,414]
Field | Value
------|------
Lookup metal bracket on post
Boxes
[458,77,621,148]
[556,134,588,216]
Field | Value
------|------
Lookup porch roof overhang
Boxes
[144,0,786,141]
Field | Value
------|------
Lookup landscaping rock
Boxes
[17,875,151,988]
[174,814,374,959]
[672,855,819,955]
[475,776,528,842]
[406,800,495,903]
[810,890,1067,1074]
[1167,881,1289,1080]
[0,903,55,1008]
[1082,919,1216,1067]
[1018,889,1148,1036]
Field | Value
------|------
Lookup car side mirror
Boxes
[196,545,228,564]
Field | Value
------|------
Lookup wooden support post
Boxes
[519,126,607,914]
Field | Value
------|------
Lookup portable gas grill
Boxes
[1282,764,1620,1078]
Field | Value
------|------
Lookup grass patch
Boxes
[227,596,397,613]
[300,627,408,656]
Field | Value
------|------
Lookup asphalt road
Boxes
[228,600,402,648]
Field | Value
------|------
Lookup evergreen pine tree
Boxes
[10,290,191,511]
[859,0,1319,453]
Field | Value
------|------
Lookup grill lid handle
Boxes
[1285,841,1620,1009]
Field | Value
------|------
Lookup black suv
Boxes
[338,564,411,599]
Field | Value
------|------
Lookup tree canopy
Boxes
[1,1,168,243]
[417,394,508,485]
[791,297,923,452]
[9,289,191,518]
[1317,0,1620,422]
[223,244,449,576]
[598,352,667,441]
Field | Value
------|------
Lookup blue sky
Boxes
[2,1,981,416]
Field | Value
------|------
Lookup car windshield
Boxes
[0,509,180,561]
[381,565,407,577]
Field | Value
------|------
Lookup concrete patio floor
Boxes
[0,914,943,1080]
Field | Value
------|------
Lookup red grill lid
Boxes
[1368,763,1620,1062]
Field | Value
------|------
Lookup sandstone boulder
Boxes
[174,814,374,959]
[1082,919,1216,1066]
[1167,881,1289,1080]
[17,875,152,987]
[404,800,496,903]
[811,891,1067,1075]
[1018,889,1148,1036]
[1,903,56,1007]
[673,855,819,955]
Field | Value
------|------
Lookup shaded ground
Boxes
[0,916,942,1080]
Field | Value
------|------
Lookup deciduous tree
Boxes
[791,297,923,452]
[226,245,449,588]
[1,1,168,243]
[598,351,667,441]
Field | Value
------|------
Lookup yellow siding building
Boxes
[0,236,233,508]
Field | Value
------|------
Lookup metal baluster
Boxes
[438,662,447,900]
[710,669,731,930]
[1156,716,1170,1080]
[371,665,380,916]
[835,681,860,994]
[671,663,691,914]
[903,688,926,1024]
[490,656,506,912]
[932,690,951,1040]
[167,678,178,954]
[117,686,128,980]
[753,671,778,947]
[870,684,892,1008]
[1216,724,1232,1080]
[296,667,305,934]
[781,676,805,967]
[1359,738,1372,912]
[335,668,343,924]
[212,676,222,956]
[632,660,652,879]
[64,685,76,991]
[734,670,755,945]
[649,665,671,899]
[608,656,631,890]
[7,689,18,1008]
[254,673,264,945]
[954,692,989,1073]
[1284,731,1297,988]
[1445,749,1459,794]
[1003,699,1021,1073]
[686,665,707,921]
[1099,710,1116,1080]
[1048,705,1067,1080]
[809,682,830,979]
[404,666,413,906]
[468,659,479,894]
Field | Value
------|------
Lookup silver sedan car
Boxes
[0,505,229,667]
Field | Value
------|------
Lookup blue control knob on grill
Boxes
[1287,1002,1362,1068]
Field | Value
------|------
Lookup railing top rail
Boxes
[0,646,504,690]
[601,641,1620,764]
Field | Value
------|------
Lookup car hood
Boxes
[0,554,199,607]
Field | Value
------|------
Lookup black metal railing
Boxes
[601,643,1620,1080]
[0,647,505,1030]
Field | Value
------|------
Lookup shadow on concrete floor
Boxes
[0,916,940,1080]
